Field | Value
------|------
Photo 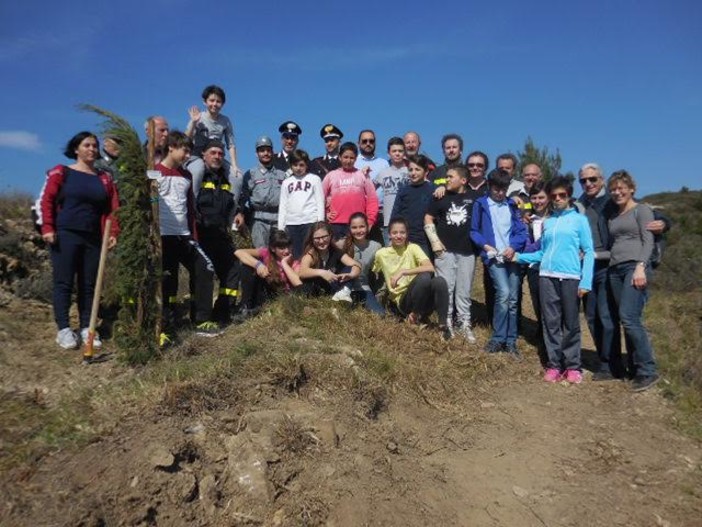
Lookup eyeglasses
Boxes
[550,191,569,200]
[360,139,375,144]
[467,163,485,168]
[313,234,331,242]
[579,176,599,185]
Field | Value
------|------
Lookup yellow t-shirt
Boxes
[372,243,429,307]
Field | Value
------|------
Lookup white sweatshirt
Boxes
[278,173,325,228]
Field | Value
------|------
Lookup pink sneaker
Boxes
[565,369,583,384]
[543,368,562,383]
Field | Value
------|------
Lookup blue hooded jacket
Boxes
[516,207,594,291]
[470,196,527,265]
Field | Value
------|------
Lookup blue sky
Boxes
[1,0,700,198]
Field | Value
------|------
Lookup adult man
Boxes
[236,136,286,248]
[577,162,670,379]
[522,163,543,194]
[356,129,389,243]
[310,124,343,178]
[194,140,241,323]
[356,129,389,180]
[144,115,170,166]
[496,153,526,199]
[429,133,464,187]
[273,121,302,171]
[403,131,436,170]
[577,163,622,379]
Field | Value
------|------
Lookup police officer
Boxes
[235,136,287,248]
[195,139,241,323]
[273,121,302,171]
[310,124,343,178]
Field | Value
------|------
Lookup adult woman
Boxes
[514,176,594,383]
[234,229,302,313]
[338,212,385,314]
[299,221,361,297]
[372,218,450,340]
[607,170,659,392]
[39,131,120,349]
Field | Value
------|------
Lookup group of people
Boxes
[37,84,667,392]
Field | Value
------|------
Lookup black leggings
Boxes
[399,272,449,326]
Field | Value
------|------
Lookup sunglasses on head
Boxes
[579,176,599,185]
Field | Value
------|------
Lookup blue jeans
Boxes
[608,262,657,377]
[488,262,521,345]
[584,261,622,374]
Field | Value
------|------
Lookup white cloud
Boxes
[0,131,42,152]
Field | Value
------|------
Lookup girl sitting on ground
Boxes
[298,221,361,298]
[372,217,451,340]
[336,212,385,314]
[234,229,302,314]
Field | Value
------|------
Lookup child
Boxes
[372,218,450,340]
[375,137,409,244]
[185,85,241,200]
[299,221,361,298]
[514,176,594,383]
[390,155,434,256]
[337,213,385,314]
[322,142,379,240]
[471,169,527,355]
[234,229,302,314]
[278,149,325,259]
[424,166,477,342]
[153,131,218,337]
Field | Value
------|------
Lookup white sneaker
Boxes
[80,328,102,349]
[332,285,352,303]
[459,324,477,344]
[56,328,79,350]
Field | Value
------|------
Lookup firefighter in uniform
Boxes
[194,139,241,322]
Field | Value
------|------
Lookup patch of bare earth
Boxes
[0,290,700,527]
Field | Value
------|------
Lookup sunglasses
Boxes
[579,176,599,185]
[550,191,569,200]
[467,163,485,168]
[360,139,375,144]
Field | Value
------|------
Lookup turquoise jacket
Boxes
[516,207,594,291]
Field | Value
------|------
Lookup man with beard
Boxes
[194,140,241,323]
[273,121,302,171]
[310,124,343,178]
[403,130,436,170]
[236,136,286,248]
[429,133,464,188]
[356,129,389,244]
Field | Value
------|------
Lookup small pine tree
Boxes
[517,136,563,182]
[80,104,161,364]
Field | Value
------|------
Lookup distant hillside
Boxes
[642,189,702,292]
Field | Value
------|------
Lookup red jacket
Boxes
[39,164,120,238]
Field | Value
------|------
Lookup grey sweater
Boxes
[608,204,654,267]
